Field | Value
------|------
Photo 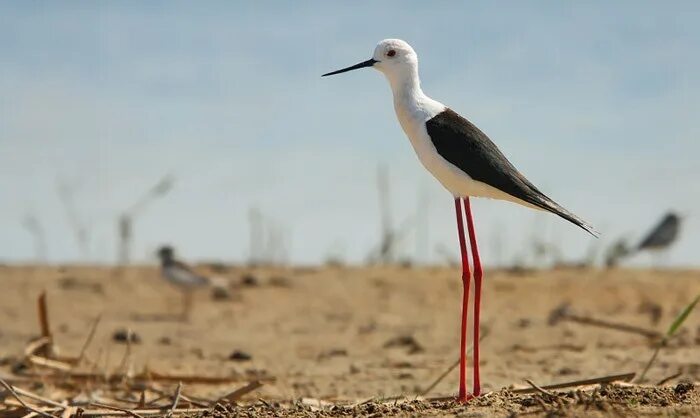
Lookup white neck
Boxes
[386,65,423,102]
[383,65,446,126]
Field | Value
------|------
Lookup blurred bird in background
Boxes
[635,212,684,266]
[636,212,683,253]
[157,245,209,321]
[604,211,684,268]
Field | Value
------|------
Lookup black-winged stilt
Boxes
[323,39,596,402]
[157,246,209,320]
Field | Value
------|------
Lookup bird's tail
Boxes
[539,199,599,238]
[504,175,599,237]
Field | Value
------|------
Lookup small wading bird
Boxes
[636,212,682,253]
[157,246,209,321]
[323,39,596,401]
[635,212,683,266]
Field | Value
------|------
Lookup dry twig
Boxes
[24,337,51,358]
[11,386,66,409]
[548,303,662,339]
[74,407,209,417]
[36,292,54,358]
[17,370,269,386]
[214,380,263,404]
[167,382,182,417]
[511,372,635,394]
[0,378,57,418]
[61,406,79,418]
[89,402,145,418]
[656,370,683,386]
[524,379,556,397]
[26,355,72,372]
[77,315,102,364]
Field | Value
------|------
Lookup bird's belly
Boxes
[419,151,488,197]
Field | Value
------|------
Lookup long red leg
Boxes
[454,197,471,402]
[463,197,482,396]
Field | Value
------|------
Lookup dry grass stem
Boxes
[167,382,182,417]
[215,380,263,404]
[0,378,57,418]
[524,379,556,397]
[511,372,635,394]
[77,314,103,364]
[89,402,145,418]
[36,292,54,358]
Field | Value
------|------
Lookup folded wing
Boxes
[426,109,597,237]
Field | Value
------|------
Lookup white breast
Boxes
[393,93,473,196]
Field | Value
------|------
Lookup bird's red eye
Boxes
[387,50,396,57]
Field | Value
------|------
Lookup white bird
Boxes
[323,39,596,401]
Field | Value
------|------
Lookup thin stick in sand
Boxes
[26,355,72,372]
[167,382,183,417]
[77,314,103,364]
[11,386,66,409]
[656,370,683,386]
[139,384,209,408]
[214,380,264,404]
[36,292,54,358]
[510,372,636,394]
[524,379,556,397]
[548,303,662,340]
[0,378,57,418]
[422,372,636,402]
[89,402,146,418]
[72,407,209,417]
[17,370,269,386]
[24,337,51,358]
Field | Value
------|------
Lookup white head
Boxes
[371,39,418,77]
[323,39,419,88]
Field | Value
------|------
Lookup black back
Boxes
[426,109,595,236]
[637,213,681,250]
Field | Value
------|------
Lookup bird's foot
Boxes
[455,393,477,403]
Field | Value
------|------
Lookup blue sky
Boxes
[1,2,699,266]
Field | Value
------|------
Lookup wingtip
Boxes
[549,204,599,238]
[576,219,600,238]
[587,227,601,239]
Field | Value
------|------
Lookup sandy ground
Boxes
[0,265,699,417]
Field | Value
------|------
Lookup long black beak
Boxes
[322,58,377,77]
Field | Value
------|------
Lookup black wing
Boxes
[637,213,680,250]
[426,108,596,236]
